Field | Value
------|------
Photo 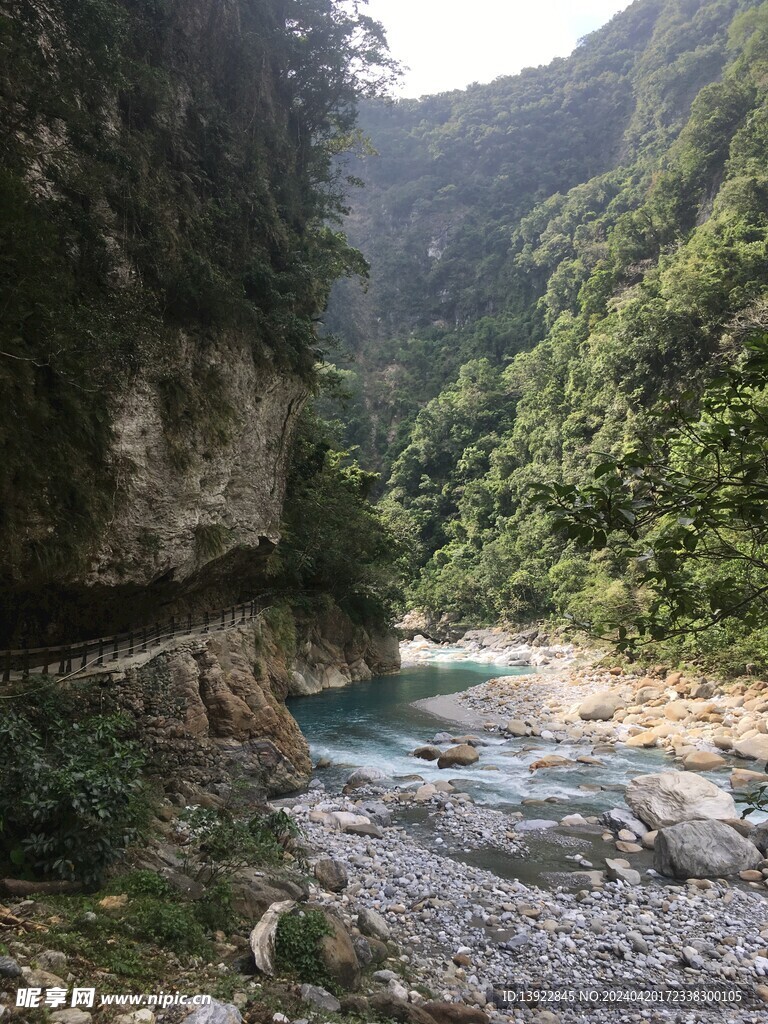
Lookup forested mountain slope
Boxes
[327,0,768,673]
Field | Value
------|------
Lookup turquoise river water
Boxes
[288,660,671,819]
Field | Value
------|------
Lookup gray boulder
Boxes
[314,857,348,892]
[300,985,341,1013]
[753,821,768,855]
[626,771,737,830]
[654,820,764,878]
[358,800,393,826]
[514,819,559,831]
[358,907,390,942]
[183,1000,242,1024]
[346,766,387,788]
[600,807,648,836]
[0,956,22,978]
[605,858,641,885]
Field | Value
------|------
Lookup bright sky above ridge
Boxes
[364,0,634,97]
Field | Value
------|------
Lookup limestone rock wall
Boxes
[89,604,400,797]
[91,623,311,798]
[290,602,401,696]
[93,342,308,590]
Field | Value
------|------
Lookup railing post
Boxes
[204,612,209,633]
[3,650,10,683]
[155,622,161,646]
[128,632,134,658]
[65,646,72,673]
[98,638,104,666]
[250,600,255,618]
[58,649,67,674]
[42,650,50,675]
[22,649,30,680]
[231,606,235,626]
[240,603,246,624]
[187,613,192,633]
[220,609,225,630]
[81,644,87,670]
[141,628,147,653]
[170,616,176,639]
[112,637,119,661]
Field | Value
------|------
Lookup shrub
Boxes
[181,805,302,881]
[274,909,333,990]
[0,689,147,884]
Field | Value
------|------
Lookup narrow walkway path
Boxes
[1,599,266,684]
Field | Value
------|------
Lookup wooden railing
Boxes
[1,599,265,683]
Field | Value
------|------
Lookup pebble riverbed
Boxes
[277,782,768,1024]
[276,642,768,1022]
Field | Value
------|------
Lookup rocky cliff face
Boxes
[95,343,308,591]
[90,604,400,797]
[290,602,401,696]
[0,0,344,645]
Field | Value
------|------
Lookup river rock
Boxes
[358,907,391,942]
[529,755,575,771]
[300,985,340,1013]
[413,745,441,761]
[635,686,664,704]
[21,968,67,989]
[318,911,361,991]
[421,1002,490,1024]
[605,859,641,885]
[751,821,768,855]
[0,957,21,978]
[346,766,388,788]
[599,807,648,836]
[730,768,768,790]
[505,719,528,737]
[579,691,626,721]
[654,820,763,878]
[734,735,768,763]
[344,820,383,839]
[369,992,436,1024]
[314,858,348,892]
[625,771,738,829]
[515,819,559,831]
[683,751,727,771]
[182,1002,242,1024]
[51,1012,94,1024]
[437,744,479,768]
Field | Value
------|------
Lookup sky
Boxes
[363,0,635,98]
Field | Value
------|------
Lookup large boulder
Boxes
[345,766,388,788]
[654,820,763,878]
[625,771,737,830]
[437,744,479,769]
[753,821,768,856]
[578,691,626,721]
[358,907,390,942]
[314,858,348,892]
[318,911,361,992]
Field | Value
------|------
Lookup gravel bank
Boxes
[283,787,768,1023]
